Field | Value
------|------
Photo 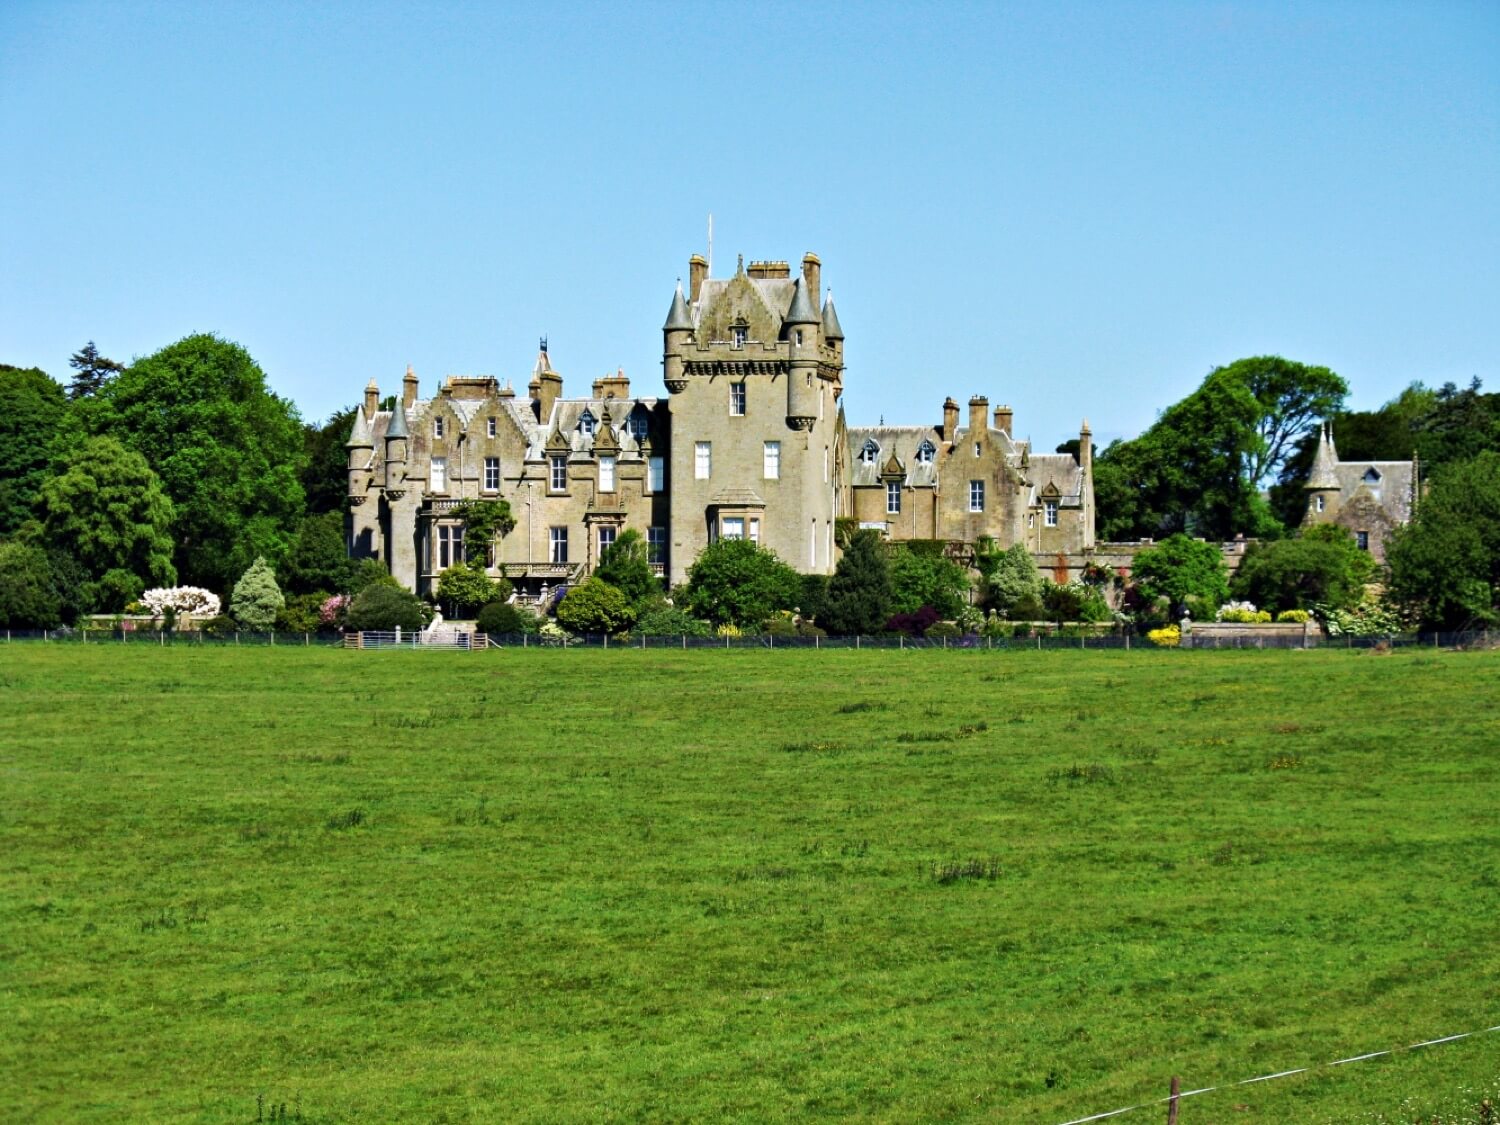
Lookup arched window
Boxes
[916,440,935,464]
[860,439,879,465]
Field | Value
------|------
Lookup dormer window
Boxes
[578,409,596,437]
[859,439,879,465]
[628,410,649,441]
[433,417,445,439]
[1362,468,1382,483]
[731,325,747,350]
[916,440,935,464]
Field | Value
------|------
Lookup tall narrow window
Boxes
[969,480,984,512]
[436,524,461,570]
[647,526,666,564]
[648,456,664,492]
[749,518,760,544]
[483,457,500,492]
[731,325,747,349]
[810,520,817,567]
[430,457,447,493]
[549,527,568,564]
[599,455,616,492]
[887,482,901,514]
[1044,500,1058,527]
[695,442,711,480]
[487,417,497,438]
[730,383,746,416]
[824,447,829,483]
[763,441,780,479]
[1314,495,1326,512]
[598,526,616,555]
[1356,530,1370,551]
[550,455,567,491]
[860,440,879,465]
[434,417,445,439]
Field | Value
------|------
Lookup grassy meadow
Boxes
[3,644,1499,1123]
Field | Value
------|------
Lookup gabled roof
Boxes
[846,425,945,488]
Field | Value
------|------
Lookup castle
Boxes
[345,251,1097,598]
[1302,422,1418,562]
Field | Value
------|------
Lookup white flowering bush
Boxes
[1216,600,1271,624]
[140,587,221,619]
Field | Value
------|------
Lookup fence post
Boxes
[305,633,309,646]
[681,633,686,650]
[856,634,860,650]
[769,633,773,649]
[1166,1075,1180,1125]
[900,635,904,650]
[815,634,819,650]
[603,632,608,649]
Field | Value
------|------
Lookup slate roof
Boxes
[845,426,943,487]
[1027,454,1086,508]
[1334,461,1415,524]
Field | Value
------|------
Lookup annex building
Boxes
[346,251,1098,597]
[1302,423,1418,563]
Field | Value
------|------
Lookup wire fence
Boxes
[1,628,1494,651]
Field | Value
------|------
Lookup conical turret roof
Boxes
[784,276,818,326]
[663,281,693,331]
[1305,423,1340,490]
[821,291,844,340]
[346,406,373,448]
[385,401,408,440]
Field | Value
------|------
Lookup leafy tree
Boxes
[302,406,358,516]
[977,541,1042,617]
[1230,524,1374,613]
[556,577,634,634]
[346,582,427,631]
[0,365,67,536]
[1094,369,1264,540]
[63,333,307,590]
[66,341,125,401]
[92,568,144,613]
[595,529,659,608]
[1130,534,1230,613]
[0,542,63,627]
[476,600,539,635]
[821,530,894,636]
[435,562,509,617]
[349,558,394,595]
[1215,356,1347,488]
[276,592,328,634]
[283,511,355,595]
[798,573,830,624]
[633,601,711,637]
[1414,378,1500,473]
[1387,451,1500,628]
[1041,581,1112,623]
[35,436,176,586]
[231,556,285,630]
[683,539,801,628]
[887,544,969,618]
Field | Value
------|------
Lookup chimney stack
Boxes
[364,379,379,416]
[994,404,1013,436]
[402,365,418,409]
[689,254,708,302]
[969,395,988,438]
[941,397,959,445]
[802,253,821,307]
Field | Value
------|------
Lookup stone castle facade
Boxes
[345,251,1097,597]
[1302,422,1418,563]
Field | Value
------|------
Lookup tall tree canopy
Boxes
[66,341,125,401]
[63,334,307,591]
[36,436,176,586]
[302,406,357,516]
[0,365,67,536]
[1387,451,1500,629]
[822,530,894,636]
[1217,356,1347,488]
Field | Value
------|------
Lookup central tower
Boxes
[662,251,845,585]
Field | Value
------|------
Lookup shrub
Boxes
[978,541,1043,617]
[231,556,284,630]
[888,546,969,618]
[634,602,711,637]
[886,605,941,637]
[594,529,660,608]
[925,621,962,639]
[89,569,144,614]
[1146,624,1181,647]
[348,558,394,594]
[141,586,222,619]
[1010,592,1046,621]
[276,592,327,633]
[319,593,350,629]
[1131,534,1230,612]
[346,582,427,631]
[0,541,62,628]
[823,530,893,635]
[436,562,509,618]
[1277,609,1311,624]
[556,578,634,634]
[684,539,802,627]
[476,600,539,636]
[200,614,237,637]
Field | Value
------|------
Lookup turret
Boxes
[1304,422,1341,523]
[784,276,819,430]
[821,291,844,365]
[663,281,692,393]
[346,406,373,498]
[1079,417,1092,476]
[383,395,409,490]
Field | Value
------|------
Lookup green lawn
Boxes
[4,645,1499,1123]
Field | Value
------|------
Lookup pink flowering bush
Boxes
[319,594,350,628]
[141,586,221,619]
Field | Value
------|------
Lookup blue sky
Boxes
[2,1,1496,449]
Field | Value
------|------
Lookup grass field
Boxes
[4,645,1499,1123]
